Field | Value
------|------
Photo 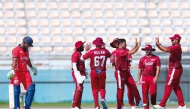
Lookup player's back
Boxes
[88,48,111,71]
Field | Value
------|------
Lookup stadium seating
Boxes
[0,0,189,55]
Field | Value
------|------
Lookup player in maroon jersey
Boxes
[81,37,111,109]
[110,38,136,109]
[154,35,186,109]
[110,38,145,109]
[114,38,146,109]
[138,44,161,109]
[71,41,88,109]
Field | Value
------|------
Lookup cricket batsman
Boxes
[154,34,186,109]
[71,41,88,109]
[7,36,37,109]
[114,38,146,109]
[138,44,161,109]
[110,38,136,109]
[81,37,111,109]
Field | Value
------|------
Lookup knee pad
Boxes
[14,85,20,109]
[25,84,35,109]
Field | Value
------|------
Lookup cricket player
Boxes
[81,37,111,109]
[154,34,186,109]
[110,38,136,109]
[114,38,146,109]
[138,45,161,109]
[71,41,89,109]
[7,36,37,109]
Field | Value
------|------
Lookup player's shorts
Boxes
[12,71,33,90]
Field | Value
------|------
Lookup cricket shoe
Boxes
[136,100,147,108]
[100,99,108,109]
[71,107,82,109]
[95,107,100,109]
[121,106,128,109]
[153,105,165,109]
[22,106,31,109]
[131,106,136,109]
[177,105,186,109]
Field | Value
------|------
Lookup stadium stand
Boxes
[0,0,189,67]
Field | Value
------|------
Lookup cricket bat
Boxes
[9,84,14,109]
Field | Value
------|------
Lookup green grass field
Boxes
[0,102,190,108]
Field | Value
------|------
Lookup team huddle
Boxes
[6,34,186,109]
[71,34,186,109]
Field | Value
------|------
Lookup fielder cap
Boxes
[110,38,119,48]
[74,41,85,50]
[23,36,33,47]
[92,37,105,46]
[169,34,181,40]
[141,44,155,51]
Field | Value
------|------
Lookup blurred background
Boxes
[0,0,190,105]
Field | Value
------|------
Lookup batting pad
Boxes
[14,85,20,109]
[25,84,35,109]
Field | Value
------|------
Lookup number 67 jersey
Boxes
[82,48,111,71]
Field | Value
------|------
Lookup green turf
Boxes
[0,102,189,107]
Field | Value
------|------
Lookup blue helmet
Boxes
[23,36,33,47]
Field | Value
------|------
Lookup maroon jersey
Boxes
[168,44,182,69]
[110,49,132,69]
[12,45,29,71]
[83,48,111,71]
[138,54,161,76]
[115,48,129,71]
[72,51,85,74]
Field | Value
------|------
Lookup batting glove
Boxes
[31,66,37,76]
[7,70,15,79]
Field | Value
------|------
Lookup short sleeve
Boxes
[72,52,80,63]
[12,48,19,58]
[168,46,177,53]
[156,56,161,67]
[83,50,92,59]
[138,58,143,69]
[119,49,129,57]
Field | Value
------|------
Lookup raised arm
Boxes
[155,37,170,52]
[80,43,91,61]
[128,38,141,55]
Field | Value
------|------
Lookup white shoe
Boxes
[71,107,79,109]
[177,105,186,109]
[95,107,100,109]
[131,106,136,109]
[121,106,128,109]
[136,100,147,108]
[153,105,165,109]
[100,99,108,109]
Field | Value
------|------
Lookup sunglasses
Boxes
[171,39,175,42]
[145,49,150,51]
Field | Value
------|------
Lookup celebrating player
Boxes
[114,38,146,109]
[138,45,161,109]
[71,41,89,109]
[81,37,111,109]
[154,34,186,109]
[110,38,136,109]
[7,36,37,109]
